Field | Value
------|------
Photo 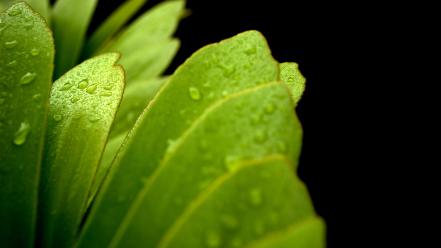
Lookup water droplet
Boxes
[6,60,17,67]
[188,87,201,101]
[231,238,242,247]
[78,79,89,89]
[13,121,30,146]
[254,129,267,143]
[221,90,229,97]
[31,48,40,56]
[225,155,240,172]
[70,95,80,103]
[20,72,37,85]
[88,114,101,123]
[86,84,97,94]
[8,8,22,16]
[53,114,62,122]
[277,141,287,152]
[249,188,262,206]
[264,103,275,113]
[103,84,113,90]
[100,91,112,97]
[4,40,18,48]
[32,94,41,101]
[245,45,257,55]
[254,221,265,235]
[221,214,238,230]
[206,231,221,247]
[60,82,73,91]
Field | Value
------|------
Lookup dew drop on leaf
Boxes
[78,79,89,89]
[53,114,62,122]
[32,93,41,101]
[20,72,37,85]
[264,102,275,113]
[254,129,267,143]
[30,48,40,56]
[220,214,238,230]
[70,95,80,103]
[8,8,22,16]
[88,114,101,123]
[4,40,18,48]
[205,230,221,248]
[249,188,262,206]
[6,60,16,67]
[99,91,112,97]
[188,86,201,100]
[13,121,30,146]
[60,82,73,91]
[86,84,97,94]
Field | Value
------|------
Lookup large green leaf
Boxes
[157,156,320,248]
[82,0,148,58]
[51,0,98,78]
[37,53,125,248]
[78,30,279,247]
[0,3,54,246]
[109,82,303,247]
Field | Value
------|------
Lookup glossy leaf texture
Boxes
[158,156,324,248]
[0,0,49,22]
[0,3,54,246]
[87,77,168,205]
[280,62,305,105]
[98,0,184,82]
[110,82,304,247]
[37,53,124,248]
[78,31,322,248]
[82,0,148,58]
[51,0,98,78]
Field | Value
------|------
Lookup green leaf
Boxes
[109,82,303,247]
[78,30,279,247]
[82,0,148,58]
[246,217,325,248]
[120,39,180,82]
[110,77,168,139]
[37,53,124,248]
[0,0,50,23]
[0,3,54,246]
[87,77,168,206]
[51,0,98,78]
[157,156,316,248]
[279,62,306,104]
[99,0,185,56]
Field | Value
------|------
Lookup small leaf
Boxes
[110,77,168,139]
[87,77,168,205]
[51,0,98,78]
[78,30,279,247]
[82,0,148,58]
[37,53,124,248]
[99,0,185,56]
[120,39,180,82]
[158,156,317,248]
[0,3,54,246]
[279,62,306,104]
[246,217,325,248]
[109,82,303,247]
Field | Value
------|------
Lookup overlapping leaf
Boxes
[0,3,54,246]
[37,54,124,248]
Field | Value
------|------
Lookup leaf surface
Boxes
[158,156,316,248]
[0,0,49,22]
[78,30,279,247]
[279,62,305,104]
[82,0,148,57]
[37,53,124,248]
[99,0,184,56]
[0,3,54,246]
[51,0,98,78]
[111,82,303,247]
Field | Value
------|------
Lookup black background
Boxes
[88,0,386,247]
